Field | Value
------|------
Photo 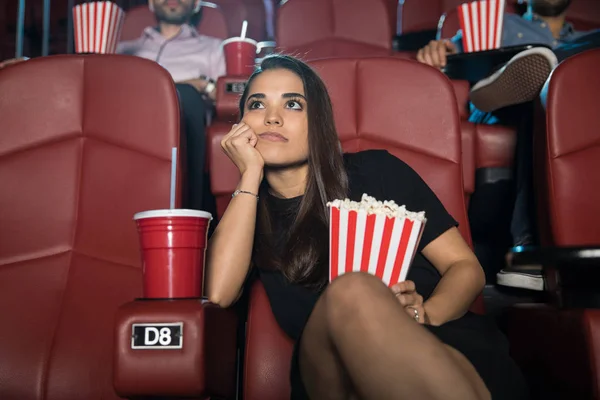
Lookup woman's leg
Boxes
[299,273,490,400]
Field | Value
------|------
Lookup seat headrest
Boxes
[277,0,394,49]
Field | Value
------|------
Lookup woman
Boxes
[206,55,528,400]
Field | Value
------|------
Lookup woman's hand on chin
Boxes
[221,122,265,180]
[391,280,429,325]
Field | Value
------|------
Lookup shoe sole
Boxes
[497,272,544,291]
[470,49,556,112]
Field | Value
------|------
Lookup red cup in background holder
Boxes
[134,209,212,299]
[222,37,258,76]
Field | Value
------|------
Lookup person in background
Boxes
[416,0,599,291]
[117,0,225,97]
[117,0,226,212]
[417,0,599,111]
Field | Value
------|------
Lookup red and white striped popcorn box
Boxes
[328,195,426,287]
[73,1,125,54]
[458,0,506,53]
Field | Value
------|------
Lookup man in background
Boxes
[416,0,599,291]
[118,0,226,213]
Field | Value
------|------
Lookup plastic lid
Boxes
[221,37,258,47]
[133,209,213,220]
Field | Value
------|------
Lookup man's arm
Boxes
[450,30,465,54]
[179,76,217,100]
[416,39,459,68]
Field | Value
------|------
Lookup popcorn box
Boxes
[73,1,125,54]
[458,0,505,53]
[328,194,426,287]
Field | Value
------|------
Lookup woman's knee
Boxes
[324,273,391,327]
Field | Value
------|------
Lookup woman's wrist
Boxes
[422,301,443,327]
[238,167,263,192]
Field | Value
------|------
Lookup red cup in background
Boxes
[134,209,212,299]
[222,37,258,76]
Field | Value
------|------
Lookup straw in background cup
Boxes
[240,20,248,39]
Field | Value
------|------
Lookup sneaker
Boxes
[470,47,558,112]
[497,265,544,291]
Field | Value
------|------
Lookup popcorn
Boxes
[73,1,125,54]
[458,0,506,53]
[327,194,426,221]
[328,194,426,286]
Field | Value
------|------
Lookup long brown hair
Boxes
[239,55,348,287]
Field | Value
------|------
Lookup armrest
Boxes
[113,299,238,399]
[510,246,600,308]
[215,76,248,122]
[392,29,437,52]
[443,44,550,83]
[511,246,600,269]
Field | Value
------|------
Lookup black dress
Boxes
[254,150,528,400]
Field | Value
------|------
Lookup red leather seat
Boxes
[221,57,483,399]
[0,54,182,400]
[120,2,228,42]
[535,50,600,247]
[508,49,600,399]
[399,0,467,34]
[451,79,517,191]
[275,0,401,60]
[566,0,600,31]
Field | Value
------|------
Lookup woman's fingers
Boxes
[220,123,247,149]
[396,292,423,307]
[230,127,256,148]
[391,280,416,295]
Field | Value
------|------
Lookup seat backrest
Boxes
[276,0,394,51]
[538,48,600,246]
[312,57,471,242]
[565,0,600,31]
[0,54,181,400]
[120,2,228,42]
[243,57,479,400]
[400,0,466,34]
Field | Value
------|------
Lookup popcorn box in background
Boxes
[73,1,125,54]
[328,194,426,287]
[458,0,506,53]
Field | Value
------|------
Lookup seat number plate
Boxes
[131,323,183,349]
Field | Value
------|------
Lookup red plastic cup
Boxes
[222,37,258,76]
[134,209,212,299]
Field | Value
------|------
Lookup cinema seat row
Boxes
[2,47,600,399]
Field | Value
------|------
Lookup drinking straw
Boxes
[240,20,248,39]
[170,147,177,209]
